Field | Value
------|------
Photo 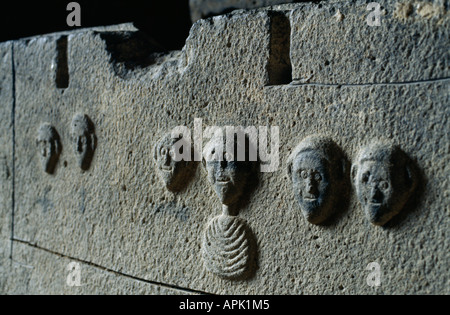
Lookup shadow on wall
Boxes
[0,0,313,51]
[0,0,192,51]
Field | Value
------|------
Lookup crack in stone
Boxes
[12,238,211,295]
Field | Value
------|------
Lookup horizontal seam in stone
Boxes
[12,238,212,295]
[283,77,450,88]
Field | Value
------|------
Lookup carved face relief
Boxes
[288,136,343,224]
[352,142,417,226]
[201,132,257,280]
[153,133,193,192]
[36,123,61,174]
[291,152,331,222]
[71,114,96,171]
[202,137,252,206]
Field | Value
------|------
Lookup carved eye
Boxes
[301,170,308,179]
[362,172,370,184]
[380,181,389,190]
[160,147,168,156]
[314,173,322,181]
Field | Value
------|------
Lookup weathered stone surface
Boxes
[0,42,13,293]
[4,0,450,295]
[5,242,193,295]
[189,0,302,21]
[289,0,450,84]
[12,13,273,294]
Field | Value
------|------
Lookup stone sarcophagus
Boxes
[1,0,449,294]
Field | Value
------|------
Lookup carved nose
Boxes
[77,138,83,153]
[306,177,313,189]
[215,166,228,180]
[370,186,383,203]
[306,178,318,195]
[163,153,171,166]
[216,169,224,177]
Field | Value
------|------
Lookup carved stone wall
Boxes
[0,42,13,294]
[1,0,449,294]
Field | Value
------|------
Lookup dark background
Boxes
[0,0,192,50]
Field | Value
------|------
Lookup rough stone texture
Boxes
[189,0,302,21]
[0,42,12,293]
[289,0,450,84]
[2,0,449,294]
[4,242,193,295]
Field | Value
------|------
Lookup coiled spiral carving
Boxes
[202,214,251,279]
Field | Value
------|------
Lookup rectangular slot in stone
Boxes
[267,11,292,85]
[55,36,69,89]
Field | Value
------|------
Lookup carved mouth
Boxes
[216,177,230,185]
[369,198,383,206]
[160,166,172,172]
[303,193,318,201]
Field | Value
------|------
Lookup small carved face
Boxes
[355,160,394,225]
[352,142,416,226]
[36,124,61,174]
[71,114,96,170]
[203,138,252,206]
[291,151,331,223]
[288,136,344,224]
[154,134,192,192]
[204,155,248,206]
